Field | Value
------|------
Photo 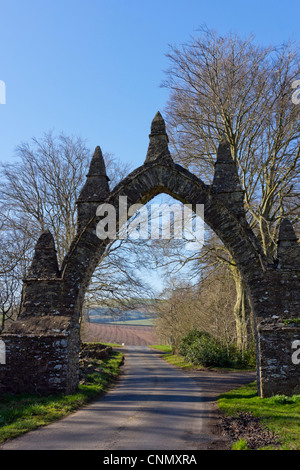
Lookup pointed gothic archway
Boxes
[1,112,300,397]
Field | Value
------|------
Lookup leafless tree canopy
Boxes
[163,26,300,254]
[0,132,151,328]
[152,27,300,351]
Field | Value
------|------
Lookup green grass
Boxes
[163,353,199,369]
[232,439,249,450]
[218,381,300,450]
[0,348,124,444]
[149,344,172,353]
[149,346,200,369]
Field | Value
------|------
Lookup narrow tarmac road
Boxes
[0,346,255,451]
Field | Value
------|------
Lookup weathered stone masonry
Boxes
[0,111,300,397]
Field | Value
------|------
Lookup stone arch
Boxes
[1,112,300,397]
[61,112,266,325]
[62,159,265,325]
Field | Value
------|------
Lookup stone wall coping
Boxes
[1,316,73,335]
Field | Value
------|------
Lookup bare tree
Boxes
[155,279,199,353]
[154,267,237,354]
[161,26,300,350]
[0,132,92,263]
[0,223,32,329]
[0,131,150,328]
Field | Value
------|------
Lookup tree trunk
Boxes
[230,263,252,355]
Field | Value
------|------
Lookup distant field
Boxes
[87,305,156,327]
[82,323,158,346]
[90,318,154,326]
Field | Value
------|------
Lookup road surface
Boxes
[0,346,255,450]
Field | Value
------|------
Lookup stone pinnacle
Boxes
[277,218,300,269]
[216,136,234,163]
[278,218,298,242]
[26,230,60,279]
[87,146,109,178]
[212,136,243,193]
[150,111,169,139]
[145,111,173,164]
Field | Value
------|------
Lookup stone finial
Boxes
[150,111,168,136]
[77,146,110,203]
[212,136,245,218]
[76,146,111,231]
[145,112,173,164]
[278,218,298,242]
[212,137,243,192]
[26,230,60,279]
[216,137,234,163]
[277,218,300,269]
[87,146,109,178]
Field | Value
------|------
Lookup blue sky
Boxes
[0,0,299,170]
[0,0,299,295]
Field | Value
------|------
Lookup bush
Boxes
[226,344,257,369]
[179,329,233,368]
[179,329,256,369]
[178,329,211,358]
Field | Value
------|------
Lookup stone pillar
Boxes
[0,316,79,395]
[257,322,300,397]
[256,219,300,397]
[0,231,79,395]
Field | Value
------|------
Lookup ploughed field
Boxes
[81,322,157,346]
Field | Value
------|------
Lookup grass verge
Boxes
[218,381,300,450]
[150,346,253,372]
[149,344,172,353]
[149,345,196,369]
[163,353,199,370]
[0,344,124,444]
